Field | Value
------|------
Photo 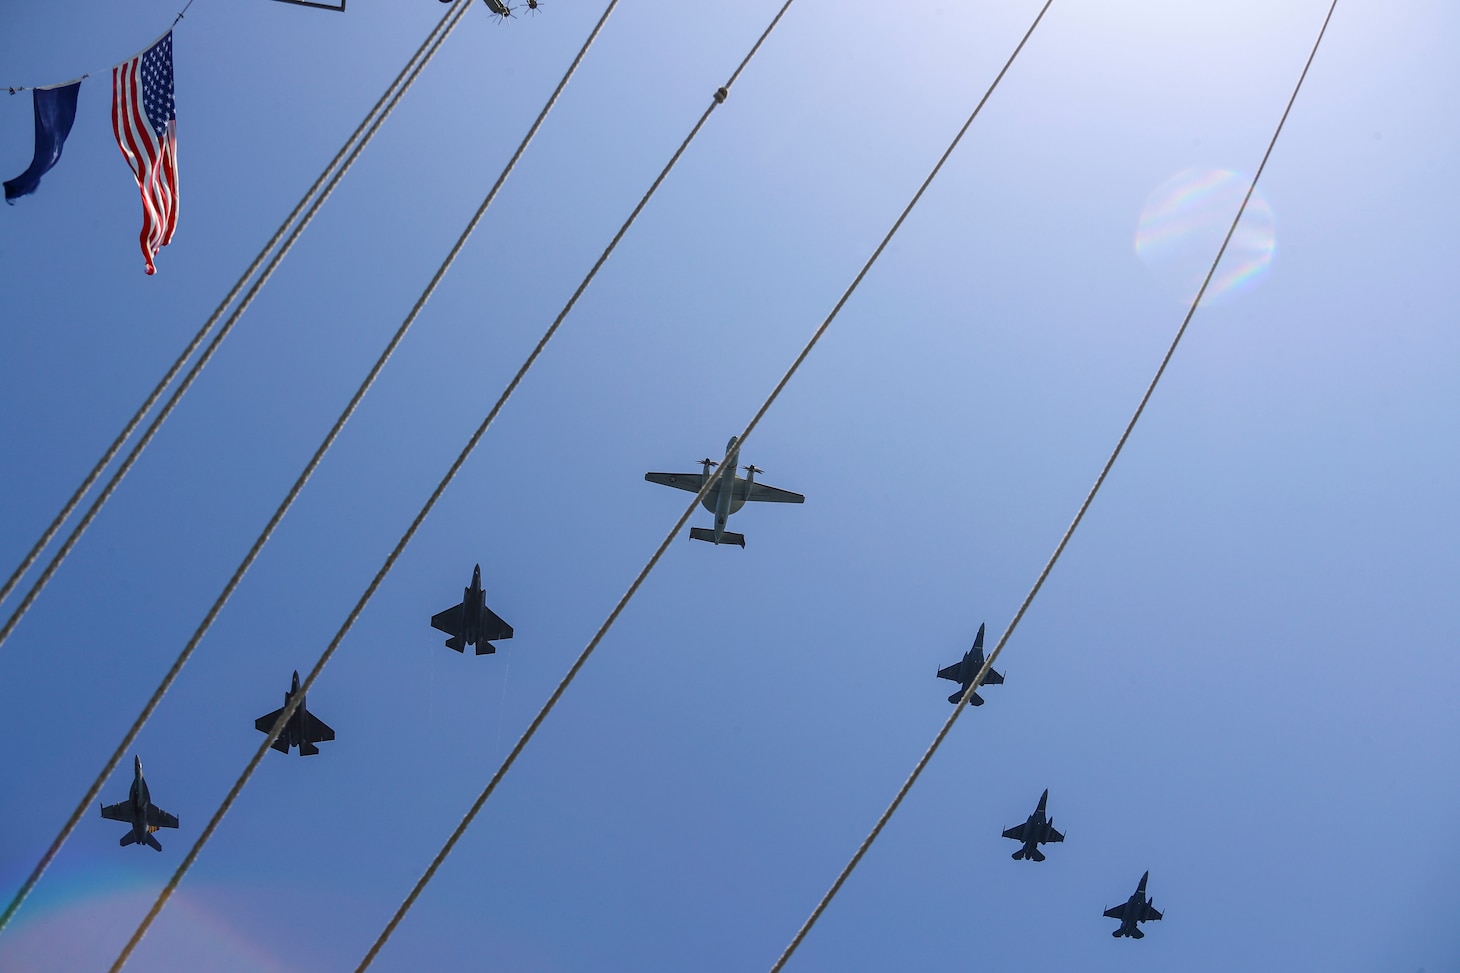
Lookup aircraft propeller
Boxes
[482,0,515,21]
[743,464,764,476]
[698,458,719,468]
[524,0,542,13]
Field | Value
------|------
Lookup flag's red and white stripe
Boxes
[112,34,177,276]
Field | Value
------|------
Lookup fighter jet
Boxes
[99,756,178,851]
[255,671,335,756]
[936,623,1004,705]
[1001,789,1064,861]
[1104,871,1163,938]
[431,564,513,654]
[644,437,804,548]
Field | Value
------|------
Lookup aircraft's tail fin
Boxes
[968,691,985,706]
[1029,847,1046,862]
[689,527,745,548]
[120,832,138,847]
[300,741,320,756]
[475,641,498,656]
[144,832,162,852]
[1112,929,1124,938]
[1130,928,1144,940]
[445,634,466,653]
[1011,849,1024,861]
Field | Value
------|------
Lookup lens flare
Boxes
[1135,167,1275,303]
[0,865,298,973]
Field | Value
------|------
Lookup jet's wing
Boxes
[145,804,179,830]
[302,710,336,744]
[740,481,805,503]
[1047,826,1065,843]
[645,472,705,494]
[430,603,466,636]
[480,605,513,643]
[255,706,285,734]
[981,668,1005,686]
[936,662,963,683]
[100,801,133,822]
[1142,903,1162,922]
[254,707,292,752]
[1001,823,1028,841]
[1103,905,1127,920]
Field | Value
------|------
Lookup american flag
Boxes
[112,31,178,275]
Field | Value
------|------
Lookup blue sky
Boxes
[2,1,1458,970]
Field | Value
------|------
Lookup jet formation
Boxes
[88,437,1161,942]
[99,756,178,852]
[934,625,1162,937]
[645,436,804,548]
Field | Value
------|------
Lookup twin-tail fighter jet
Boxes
[645,436,804,548]
[99,756,178,851]
[936,622,1004,705]
[255,671,336,756]
[1002,789,1064,861]
[431,564,514,654]
[1104,871,1163,938]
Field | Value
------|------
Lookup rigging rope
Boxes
[353,0,1052,965]
[0,0,470,654]
[0,0,472,939]
[4,0,197,93]
[766,3,1340,969]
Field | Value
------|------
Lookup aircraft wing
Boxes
[255,706,285,735]
[430,603,466,636]
[254,706,292,752]
[1002,822,1027,841]
[145,804,179,830]
[982,668,1005,686]
[481,606,514,643]
[303,710,335,744]
[1142,903,1162,921]
[741,481,804,503]
[1103,905,1127,920]
[100,800,133,822]
[645,472,704,494]
[936,662,963,683]
[1047,826,1065,843]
